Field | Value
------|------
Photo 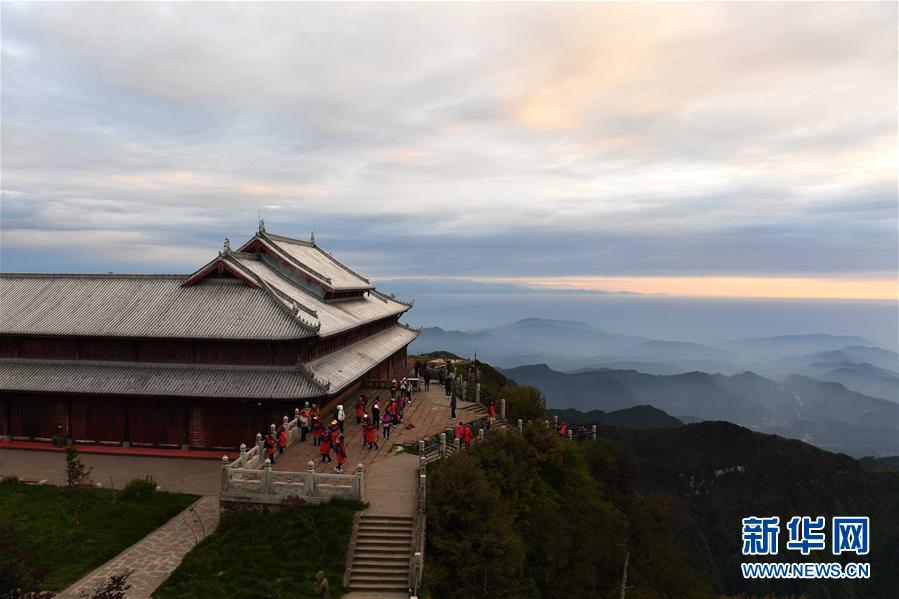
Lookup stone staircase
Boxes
[347,513,414,593]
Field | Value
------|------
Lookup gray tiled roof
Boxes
[252,232,373,290]
[309,324,420,394]
[0,274,315,340]
[0,358,327,399]
[234,255,410,336]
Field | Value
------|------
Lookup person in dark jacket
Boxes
[450,393,457,419]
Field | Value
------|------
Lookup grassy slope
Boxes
[154,499,364,599]
[0,484,197,591]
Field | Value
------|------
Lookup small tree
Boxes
[78,568,133,599]
[65,446,92,487]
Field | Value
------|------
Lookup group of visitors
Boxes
[262,425,287,465]
[453,420,475,446]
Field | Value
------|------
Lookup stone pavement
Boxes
[363,452,418,515]
[59,495,220,598]
[0,449,220,496]
[275,383,485,476]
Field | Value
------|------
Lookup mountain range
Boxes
[411,317,898,401]
[502,363,899,458]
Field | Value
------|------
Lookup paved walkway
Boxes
[275,384,484,475]
[0,449,220,495]
[59,495,221,598]
[364,452,419,515]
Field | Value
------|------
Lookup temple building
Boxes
[0,224,418,450]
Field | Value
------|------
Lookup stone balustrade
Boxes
[220,409,364,507]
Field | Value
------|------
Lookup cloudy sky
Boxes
[1,2,896,300]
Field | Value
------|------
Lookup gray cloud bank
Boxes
[1,2,896,279]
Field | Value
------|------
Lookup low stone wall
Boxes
[220,408,364,508]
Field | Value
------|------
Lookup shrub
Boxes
[65,446,92,487]
[1,475,20,485]
[119,476,157,501]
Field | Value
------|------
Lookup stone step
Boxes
[360,515,414,524]
[352,558,410,569]
[355,540,411,550]
[350,569,409,580]
[358,523,413,532]
[358,518,414,527]
[356,528,412,539]
[349,575,410,586]
[348,582,410,592]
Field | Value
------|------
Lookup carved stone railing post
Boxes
[220,455,230,492]
[517,419,523,434]
[478,428,484,441]
[305,460,316,497]
[567,430,573,441]
[419,439,425,458]
[354,463,365,499]
[553,415,558,427]
[262,459,273,494]
[439,432,447,459]
[592,424,597,440]
[255,433,264,468]
[476,383,481,404]
[454,437,461,454]
[239,443,247,468]
[500,398,506,420]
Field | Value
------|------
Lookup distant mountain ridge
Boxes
[546,405,684,429]
[411,318,898,400]
[503,363,899,457]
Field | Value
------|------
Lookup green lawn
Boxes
[0,482,198,591]
[154,499,364,599]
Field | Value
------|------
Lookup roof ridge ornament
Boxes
[258,218,265,233]
[223,237,231,254]
[296,361,331,391]
[310,231,316,245]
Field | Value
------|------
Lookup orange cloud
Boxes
[494,276,898,301]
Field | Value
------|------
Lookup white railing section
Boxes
[220,408,364,506]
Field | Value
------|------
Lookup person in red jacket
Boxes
[363,415,379,450]
[334,436,348,472]
[264,432,277,465]
[355,395,366,424]
[277,424,288,455]
[319,428,331,463]
[463,423,474,446]
[454,421,464,442]
[488,400,497,422]
[311,416,323,446]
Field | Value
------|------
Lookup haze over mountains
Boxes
[411,317,899,457]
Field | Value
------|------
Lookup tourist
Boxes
[363,415,379,450]
[264,431,277,464]
[320,427,332,463]
[311,402,320,420]
[390,378,398,399]
[312,416,323,446]
[334,436,347,472]
[463,422,474,446]
[424,370,431,390]
[300,402,310,442]
[397,393,405,423]
[438,369,445,388]
[558,421,568,436]
[371,398,381,430]
[454,421,463,442]
[381,410,392,439]
[337,404,346,433]
[313,570,331,599]
[277,424,287,455]
[488,400,496,422]
[450,393,457,419]
[389,399,398,425]
[355,395,366,424]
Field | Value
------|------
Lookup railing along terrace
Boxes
[220,407,365,506]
